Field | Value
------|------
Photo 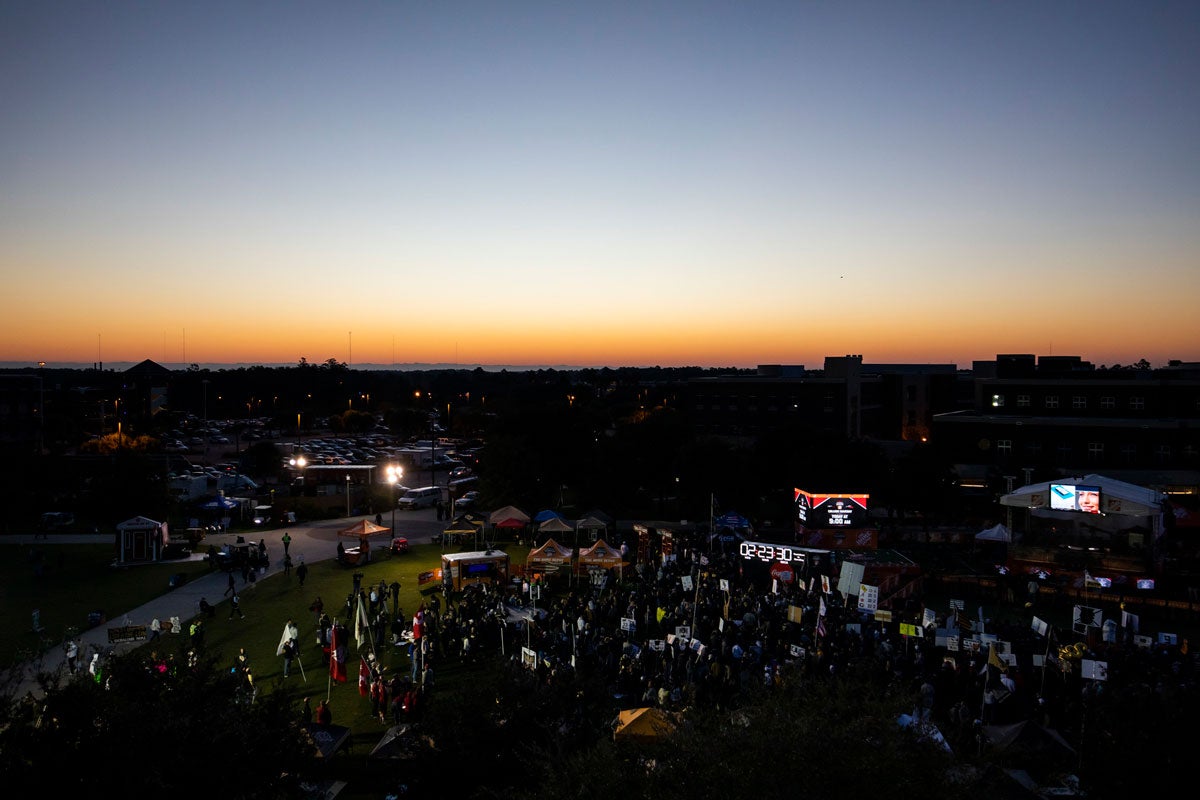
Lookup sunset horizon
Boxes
[3,3,1196,373]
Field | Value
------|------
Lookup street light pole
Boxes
[386,465,402,538]
[346,474,351,517]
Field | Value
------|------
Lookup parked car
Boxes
[453,490,480,511]
[449,465,473,480]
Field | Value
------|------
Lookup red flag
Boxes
[412,608,423,641]
[359,656,371,697]
[328,622,338,679]
[329,623,347,683]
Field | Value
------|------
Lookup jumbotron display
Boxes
[795,489,869,528]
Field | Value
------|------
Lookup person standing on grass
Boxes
[371,671,388,723]
[229,592,244,619]
[281,638,298,678]
[190,618,205,649]
[296,557,308,588]
[65,639,79,673]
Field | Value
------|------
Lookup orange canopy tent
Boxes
[338,519,390,564]
[578,538,624,568]
[577,538,624,580]
[613,707,680,744]
[338,519,390,538]
[526,538,574,568]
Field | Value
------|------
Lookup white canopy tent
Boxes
[1000,474,1164,518]
[975,524,1012,543]
[999,473,1166,539]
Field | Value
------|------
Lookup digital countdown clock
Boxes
[739,540,803,564]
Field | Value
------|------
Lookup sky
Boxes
[2,1,1198,370]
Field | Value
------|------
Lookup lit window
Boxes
[997,439,1012,455]
[992,394,1005,408]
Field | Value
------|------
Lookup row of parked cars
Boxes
[296,436,388,465]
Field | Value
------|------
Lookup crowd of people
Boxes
[120,530,1194,762]
[315,536,1198,757]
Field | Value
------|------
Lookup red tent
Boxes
[489,505,530,528]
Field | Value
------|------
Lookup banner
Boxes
[858,584,879,612]
[1073,605,1102,630]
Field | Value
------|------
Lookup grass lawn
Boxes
[2,539,532,787]
[0,541,213,670]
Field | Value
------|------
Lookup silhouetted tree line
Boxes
[0,363,985,534]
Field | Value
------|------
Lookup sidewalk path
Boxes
[6,509,447,699]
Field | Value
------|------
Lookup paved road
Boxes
[7,507,453,699]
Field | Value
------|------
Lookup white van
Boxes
[396,486,441,510]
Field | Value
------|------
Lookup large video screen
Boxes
[1050,483,1102,514]
[795,489,869,528]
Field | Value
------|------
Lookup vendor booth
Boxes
[337,518,389,565]
[526,538,573,580]
[577,538,625,579]
[442,550,511,592]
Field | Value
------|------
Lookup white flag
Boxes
[355,594,370,650]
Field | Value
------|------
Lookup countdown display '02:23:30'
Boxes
[739,541,801,563]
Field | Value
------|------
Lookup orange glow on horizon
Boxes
[3,311,1196,371]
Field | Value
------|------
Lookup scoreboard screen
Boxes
[795,489,869,528]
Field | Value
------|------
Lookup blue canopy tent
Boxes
[199,494,239,512]
[710,511,752,553]
[533,509,567,524]
[197,493,240,532]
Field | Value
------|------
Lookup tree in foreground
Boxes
[0,646,317,798]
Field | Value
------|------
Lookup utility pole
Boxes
[1004,475,1016,539]
[36,362,45,456]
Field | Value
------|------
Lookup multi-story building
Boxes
[932,355,1200,497]
[686,355,961,445]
